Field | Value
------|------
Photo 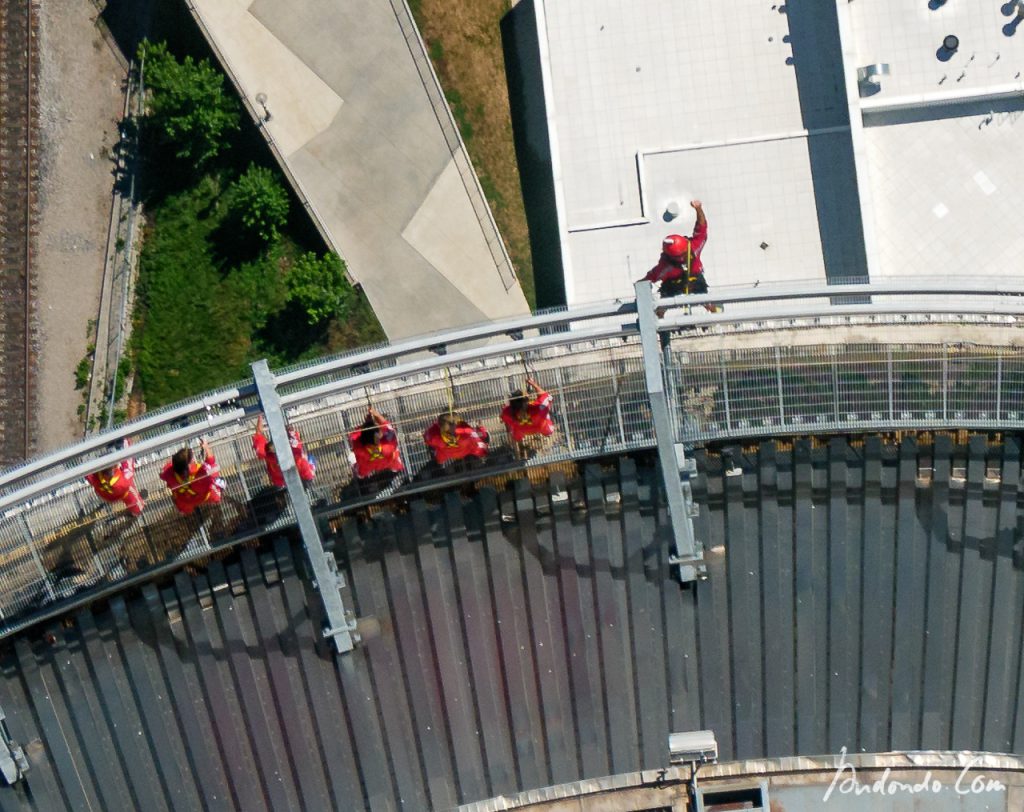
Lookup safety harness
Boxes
[96,470,121,494]
[173,464,210,499]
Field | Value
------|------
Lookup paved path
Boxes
[187,0,529,340]
[34,0,127,453]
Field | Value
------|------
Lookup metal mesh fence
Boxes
[0,333,652,635]
[3,281,1024,638]
[668,343,1024,441]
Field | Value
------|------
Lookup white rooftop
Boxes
[534,0,1024,306]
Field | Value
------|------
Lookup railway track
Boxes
[0,0,38,466]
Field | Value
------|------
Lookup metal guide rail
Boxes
[0,278,1022,640]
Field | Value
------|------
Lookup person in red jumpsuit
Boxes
[423,412,489,464]
[86,445,144,516]
[159,439,223,515]
[350,408,404,478]
[252,415,317,488]
[501,378,555,443]
[640,200,718,313]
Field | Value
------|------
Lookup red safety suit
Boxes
[159,453,222,515]
[86,458,144,516]
[424,421,489,464]
[350,423,404,478]
[644,219,708,296]
[252,430,316,488]
[501,390,555,442]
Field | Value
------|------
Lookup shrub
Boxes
[228,164,290,243]
[74,356,92,390]
[286,252,354,326]
[138,39,240,168]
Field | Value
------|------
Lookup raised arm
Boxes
[691,199,706,227]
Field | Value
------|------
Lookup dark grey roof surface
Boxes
[0,434,1023,810]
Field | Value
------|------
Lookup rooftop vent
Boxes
[857,63,891,96]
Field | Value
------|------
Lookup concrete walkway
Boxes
[186,0,529,340]
[34,0,127,453]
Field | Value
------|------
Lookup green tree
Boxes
[286,252,354,326]
[228,164,290,243]
[138,39,240,168]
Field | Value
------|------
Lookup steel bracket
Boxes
[252,360,357,653]
[635,282,707,582]
[0,707,28,784]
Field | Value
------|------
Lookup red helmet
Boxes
[662,234,690,258]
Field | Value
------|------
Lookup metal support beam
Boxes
[0,706,28,784]
[251,360,356,653]
[635,282,706,581]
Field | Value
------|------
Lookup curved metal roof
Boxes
[1,432,1021,809]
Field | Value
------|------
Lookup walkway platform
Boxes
[186,0,529,339]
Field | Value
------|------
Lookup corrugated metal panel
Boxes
[1,437,1024,809]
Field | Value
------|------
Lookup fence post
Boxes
[634,282,706,582]
[942,346,949,421]
[997,352,1003,421]
[775,346,785,425]
[720,355,732,433]
[252,360,357,653]
[887,347,894,421]
[832,347,840,424]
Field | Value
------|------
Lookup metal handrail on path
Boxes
[1,278,1023,642]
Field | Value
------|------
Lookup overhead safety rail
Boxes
[0,277,1022,643]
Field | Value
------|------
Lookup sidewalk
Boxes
[187,0,530,340]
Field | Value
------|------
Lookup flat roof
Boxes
[535,0,1024,305]
[852,0,1024,279]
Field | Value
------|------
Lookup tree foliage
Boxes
[228,164,290,243]
[138,39,240,168]
[286,252,354,326]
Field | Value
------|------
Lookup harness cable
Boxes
[445,367,455,419]
[522,353,533,381]
[511,354,535,460]
[684,241,692,315]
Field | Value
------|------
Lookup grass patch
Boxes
[74,352,93,391]
[478,172,506,213]
[135,178,257,405]
[135,175,384,407]
[131,40,384,409]
[410,0,536,308]
[444,88,474,142]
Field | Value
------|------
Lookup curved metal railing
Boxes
[0,278,1022,638]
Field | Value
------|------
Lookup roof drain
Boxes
[695,783,769,811]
